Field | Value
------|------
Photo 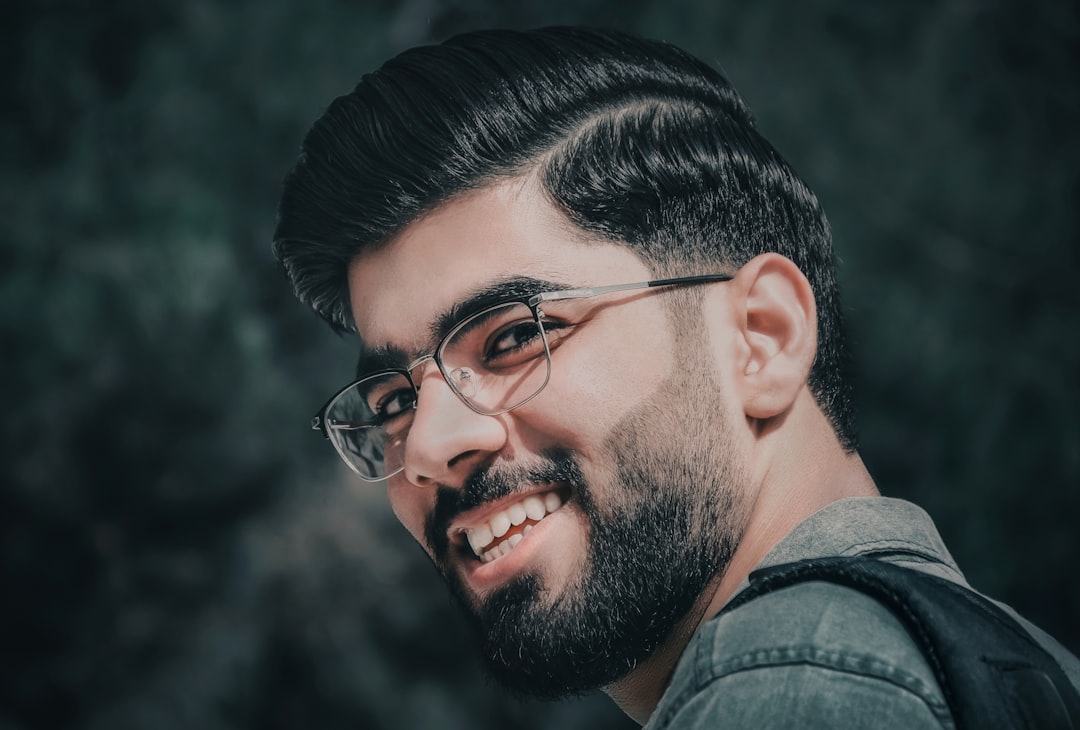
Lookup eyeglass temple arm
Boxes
[530,273,734,306]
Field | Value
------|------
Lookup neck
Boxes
[602,586,718,724]
[603,394,879,725]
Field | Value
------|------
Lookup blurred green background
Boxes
[2,1,1077,728]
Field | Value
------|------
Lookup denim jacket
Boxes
[645,498,1080,729]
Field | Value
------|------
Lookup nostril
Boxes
[447,449,482,472]
[402,465,436,489]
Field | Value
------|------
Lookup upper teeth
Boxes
[466,491,564,560]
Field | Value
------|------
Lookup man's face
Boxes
[348,180,751,696]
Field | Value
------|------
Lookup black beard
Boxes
[427,440,743,699]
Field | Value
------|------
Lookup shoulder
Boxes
[648,580,953,729]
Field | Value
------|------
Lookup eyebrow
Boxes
[432,276,568,341]
[354,342,411,378]
[353,275,570,378]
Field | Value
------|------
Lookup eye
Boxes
[484,319,545,364]
[373,388,417,420]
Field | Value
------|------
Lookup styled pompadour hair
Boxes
[274,27,856,449]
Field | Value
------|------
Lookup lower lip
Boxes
[459,506,570,594]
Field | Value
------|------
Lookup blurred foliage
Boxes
[1,0,1076,728]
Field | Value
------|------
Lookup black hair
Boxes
[274,27,856,450]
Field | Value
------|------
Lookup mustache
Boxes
[425,449,585,560]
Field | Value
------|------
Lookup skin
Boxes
[347,177,879,725]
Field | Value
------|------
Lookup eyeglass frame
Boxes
[310,272,734,481]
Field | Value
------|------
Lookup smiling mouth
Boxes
[463,489,568,563]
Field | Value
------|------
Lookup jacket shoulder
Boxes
[649,581,952,729]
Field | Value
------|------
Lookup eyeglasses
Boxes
[311,273,733,481]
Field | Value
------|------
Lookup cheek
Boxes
[535,314,677,442]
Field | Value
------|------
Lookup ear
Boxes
[729,253,817,420]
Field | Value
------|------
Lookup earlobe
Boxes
[731,253,818,420]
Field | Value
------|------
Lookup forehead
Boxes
[347,179,653,352]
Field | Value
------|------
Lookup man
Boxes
[274,27,1079,727]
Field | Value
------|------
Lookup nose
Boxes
[400,365,507,488]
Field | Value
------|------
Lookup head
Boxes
[275,27,855,696]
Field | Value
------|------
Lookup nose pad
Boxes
[449,366,477,399]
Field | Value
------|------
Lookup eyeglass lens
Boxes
[324,301,552,479]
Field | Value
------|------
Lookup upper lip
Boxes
[447,482,566,541]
